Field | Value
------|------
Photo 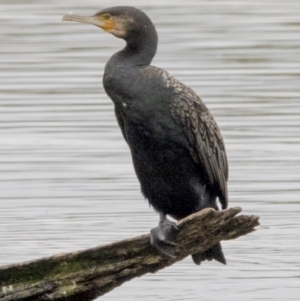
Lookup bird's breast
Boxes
[103,63,188,153]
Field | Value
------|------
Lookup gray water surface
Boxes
[1,0,300,300]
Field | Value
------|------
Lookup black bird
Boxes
[63,6,228,265]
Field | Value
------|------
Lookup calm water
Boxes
[1,0,300,300]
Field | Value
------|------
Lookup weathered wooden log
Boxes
[0,207,259,301]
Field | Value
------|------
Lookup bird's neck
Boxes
[120,27,158,66]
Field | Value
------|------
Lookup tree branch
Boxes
[0,207,259,301]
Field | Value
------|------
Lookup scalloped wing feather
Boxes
[167,75,228,209]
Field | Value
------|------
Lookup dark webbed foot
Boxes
[150,213,179,258]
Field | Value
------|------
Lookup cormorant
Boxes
[63,6,228,265]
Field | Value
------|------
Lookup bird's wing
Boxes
[167,76,228,209]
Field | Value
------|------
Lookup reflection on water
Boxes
[1,0,300,300]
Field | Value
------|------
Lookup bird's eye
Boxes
[102,13,111,20]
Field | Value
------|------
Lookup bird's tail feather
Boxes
[192,242,226,265]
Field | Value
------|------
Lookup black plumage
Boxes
[63,6,229,265]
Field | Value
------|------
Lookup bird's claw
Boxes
[150,219,179,258]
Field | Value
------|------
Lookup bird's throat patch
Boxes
[102,19,115,31]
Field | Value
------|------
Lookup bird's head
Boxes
[63,6,155,41]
